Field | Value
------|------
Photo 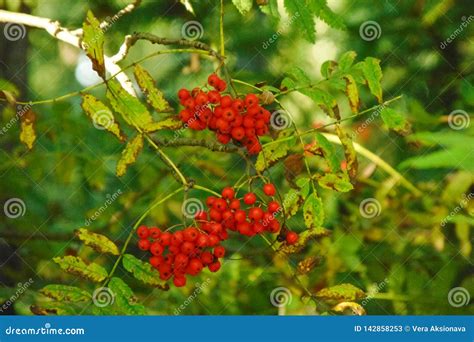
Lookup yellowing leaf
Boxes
[75,228,120,256]
[316,173,353,192]
[82,10,105,78]
[19,108,36,150]
[232,0,253,14]
[39,285,91,302]
[144,116,183,133]
[279,228,330,254]
[344,75,359,113]
[81,94,126,142]
[256,129,295,172]
[332,302,366,315]
[53,256,108,283]
[106,79,153,130]
[122,254,169,290]
[380,107,411,135]
[303,193,324,229]
[282,188,304,219]
[116,134,144,177]
[362,57,383,103]
[133,65,172,113]
[316,283,365,303]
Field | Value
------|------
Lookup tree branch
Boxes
[111,32,224,63]
[0,9,136,96]
[153,137,240,153]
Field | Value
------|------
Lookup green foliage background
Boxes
[0,0,473,315]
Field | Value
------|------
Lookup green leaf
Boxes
[75,228,120,256]
[232,0,253,14]
[53,256,108,283]
[106,79,154,130]
[282,67,335,108]
[82,10,105,78]
[380,107,410,134]
[320,60,338,79]
[309,0,345,30]
[108,277,146,315]
[256,129,295,172]
[143,116,183,133]
[296,177,311,198]
[344,75,359,113]
[284,0,315,43]
[133,65,172,113]
[316,283,365,303]
[314,132,340,172]
[338,51,357,72]
[19,108,36,150]
[260,0,279,17]
[39,285,91,302]
[316,173,353,192]
[81,94,126,142]
[122,254,169,290]
[116,134,144,177]
[303,192,324,229]
[361,57,383,103]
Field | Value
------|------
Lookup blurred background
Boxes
[0,0,473,315]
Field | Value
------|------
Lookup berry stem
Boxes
[219,0,225,58]
[193,184,221,197]
[103,186,184,286]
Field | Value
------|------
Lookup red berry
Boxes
[149,256,163,268]
[214,246,226,258]
[181,241,195,254]
[188,258,203,275]
[213,198,228,212]
[201,251,214,265]
[175,253,189,268]
[267,201,280,213]
[137,225,149,239]
[208,90,221,104]
[217,133,231,144]
[196,234,209,248]
[208,261,221,272]
[229,199,241,210]
[172,231,184,245]
[178,88,190,102]
[263,183,276,196]
[138,239,150,251]
[221,187,235,200]
[208,74,220,87]
[216,79,227,92]
[248,207,264,221]
[195,211,208,221]
[245,94,259,107]
[232,99,245,112]
[243,192,257,205]
[173,275,187,287]
[220,95,233,108]
[206,196,217,207]
[208,234,220,246]
[231,127,245,140]
[150,242,164,256]
[149,227,161,239]
[286,231,299,245]
[234,209,247,223]
[160,232,172,246]
[183,227,199,241]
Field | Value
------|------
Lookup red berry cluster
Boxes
[177,74,272,154]
[136,183,299,288]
